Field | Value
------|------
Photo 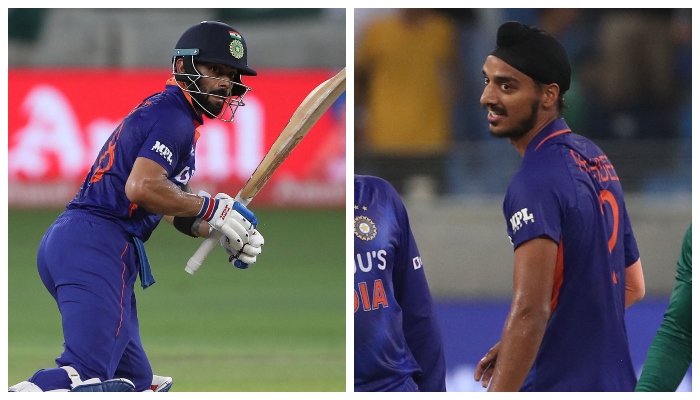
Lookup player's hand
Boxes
[197,192,258,246]
[474,341,501,389]
[220,228,264,269]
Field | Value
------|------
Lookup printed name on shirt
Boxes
[354,279,388,313]
[151,141,173,165]
[510,207,535,233]
[355,250,387,273]
[570,150,619,183]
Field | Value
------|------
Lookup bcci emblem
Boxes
[354,216,377,241]
[229,39,244,59]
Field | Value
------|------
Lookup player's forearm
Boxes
[625,259,645,308]
[488,307,549,391]
[126,177,204,217]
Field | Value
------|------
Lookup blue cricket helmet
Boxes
[174,20,257,76]
[172,21,256,121]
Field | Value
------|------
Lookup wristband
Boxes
[197,196,219,221]
[173,216,198,237]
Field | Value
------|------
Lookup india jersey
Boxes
[504,118,640,391]
[354,175,446,392]
[67,80,202,241]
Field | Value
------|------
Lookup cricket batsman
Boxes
[9,21,265,392]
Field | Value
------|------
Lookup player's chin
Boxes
[204,103,225,119]
[488,124,506,137]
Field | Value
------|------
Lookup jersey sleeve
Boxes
[504,170,564,250]
[136,108,192,176]
[635,224,692,392]
[388,184,446,392]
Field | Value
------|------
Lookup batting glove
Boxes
[196,192,257,248]
[220,228,264,269]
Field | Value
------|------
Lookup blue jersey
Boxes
[504,118,640,391]
[67,79,202,241]
[354,175,446,392]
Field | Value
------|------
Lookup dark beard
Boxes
[490,99,540,140]
[191,89,228,118]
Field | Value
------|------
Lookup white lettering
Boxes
[174,166,192,185]
[151,141,173,165]
[376,250,387,270]
[510,207,535,233]
[8,85,86,179]
[355,250,388,273]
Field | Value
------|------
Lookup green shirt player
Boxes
[636,224,692,392]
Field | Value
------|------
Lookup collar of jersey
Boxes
[165,78,204,127]
[528,118,571,153]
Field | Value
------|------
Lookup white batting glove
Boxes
[220,228,264,269]
[196,192,257,247]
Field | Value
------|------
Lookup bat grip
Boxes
[185,230,221,274]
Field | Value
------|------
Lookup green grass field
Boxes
[7,208,346,391]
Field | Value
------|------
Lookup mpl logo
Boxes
[510,207,535,233]
[151,141,173,165]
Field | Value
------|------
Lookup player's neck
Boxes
[510,114,559,157]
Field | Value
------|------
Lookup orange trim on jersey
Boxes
[550,238,565,312]
[535,129,572,151]
[166,77,202,128]
[90,122,125,184]
[128,202,138,218]
[116,242,129,337]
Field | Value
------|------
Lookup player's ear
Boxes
[542,83,560,110]
[175,57,185,74]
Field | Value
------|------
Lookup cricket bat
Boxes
[185,67,346,274]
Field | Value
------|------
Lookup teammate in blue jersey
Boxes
[9,21,265,393]
[354,175,446,392]
[472,22,646,391]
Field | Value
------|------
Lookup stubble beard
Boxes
[192,89,228,119]
[489,99,540,140]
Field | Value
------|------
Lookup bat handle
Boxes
[185,230,221,274]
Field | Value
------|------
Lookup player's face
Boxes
[193,62,238,118]
[480,56,542,140]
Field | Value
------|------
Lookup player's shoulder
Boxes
[682,223,692,253]
[136,90,196,129]
[354,175,404,204]
[355,174,399,194]
[509,153,573,202]
[524,132,592,180]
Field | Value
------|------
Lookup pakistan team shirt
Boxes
[504,118,640,391]
[354,175,446,392]
[636,224,692,392]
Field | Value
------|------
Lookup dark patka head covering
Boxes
[490,21,571,94]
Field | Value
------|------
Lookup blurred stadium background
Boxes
[7,8,346,391]
[355,9,691,391]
